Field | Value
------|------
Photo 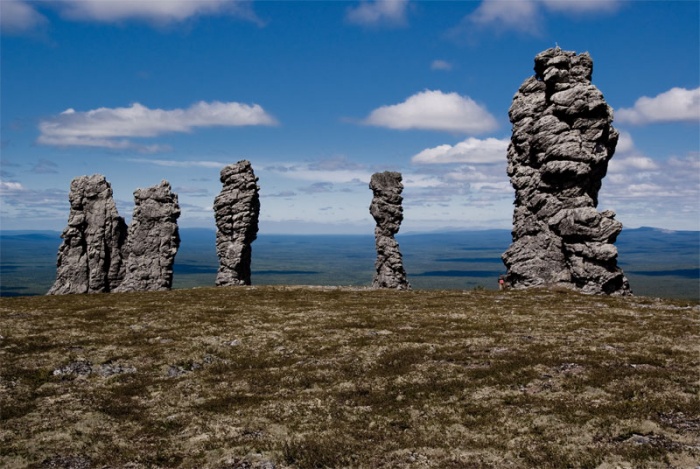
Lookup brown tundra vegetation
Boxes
[1,286,698,468]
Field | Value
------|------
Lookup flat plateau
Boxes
[1,286,698,468]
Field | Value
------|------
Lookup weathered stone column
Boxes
[502,47,631,295]
[48,175,127,295]
[214,160,260,286]
[114,181,180,292]
[370,171,410,290]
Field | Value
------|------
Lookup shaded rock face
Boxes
[114,181,181,292]
[214,160,260,286]
[502,48,631,295]
[48,175,128,295]
[370,171,410,290]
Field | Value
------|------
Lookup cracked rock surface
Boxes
[502,48,631,295]
[370,171,410,290]
[114,180,180,292]
[214,160,260,286]
[48,175,127,295]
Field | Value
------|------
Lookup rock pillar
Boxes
[114,181,180,292]
[370,171,410,290]
[502,48,631,295]
[48,175,127,294]
[214,160,260,286]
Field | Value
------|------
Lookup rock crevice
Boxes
[370,171,410,290]
[502,48,631,295]
[214,160,260,286]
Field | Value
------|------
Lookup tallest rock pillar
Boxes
[502,48,631,295]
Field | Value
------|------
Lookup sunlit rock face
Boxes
[214,160,260,286]
[502,48,631,295]
[48,175,127,295]
[370,171,410,290]
[114,181,180,293]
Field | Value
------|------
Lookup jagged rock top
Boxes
[534,48,593,85]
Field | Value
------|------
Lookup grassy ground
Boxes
[0,286,698,468]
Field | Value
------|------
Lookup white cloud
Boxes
[608,155,659,173]
[38,101,276,149]
[57,0,260,25]
[363,90,498,134]
[412,137,509,164]
[541,0,621,14]
[402,174,445,189]
[346,0,409,27]
[615,130,635,154]
[1,0,262,34]
[0,181,25,192]
[615,87,700,125]
[468,0,541,33]
[128,158,230,169]
[431,60,453,71]
[462,0,621,36]
[0,0,47,35]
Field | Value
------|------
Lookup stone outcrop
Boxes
[502,47,631,295]
[370,171,410,290]
[214,160,260,286]
[114,181,180,292]
[48,175,127,295]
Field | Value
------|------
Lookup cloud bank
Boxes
[38,101,276,150]
[615,87,700,125]
[363,90,498,134]
[598,130,699,229]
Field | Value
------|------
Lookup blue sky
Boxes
[1,0,698,234]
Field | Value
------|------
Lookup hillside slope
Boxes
[1,287,698,468]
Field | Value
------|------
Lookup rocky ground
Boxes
[1,286,698,468]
